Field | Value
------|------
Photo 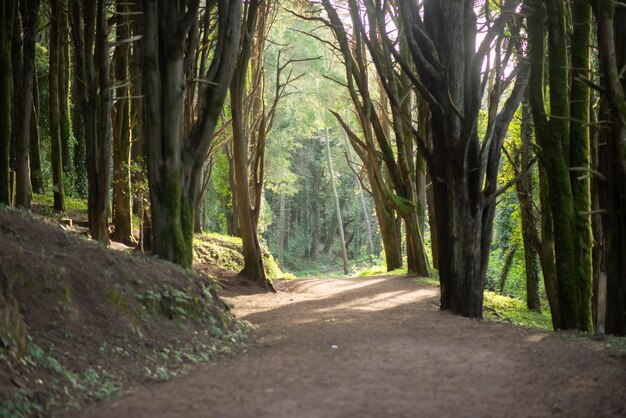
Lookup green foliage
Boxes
[483,291,553,330]
[357,265,408,277]
[193,232,291,280]
[32,193,87,213]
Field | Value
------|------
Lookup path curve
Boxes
[70,276,626,417]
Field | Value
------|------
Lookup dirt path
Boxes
[70,276,625,417]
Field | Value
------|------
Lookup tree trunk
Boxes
[30,71,44,194]
[325,131,350,275]
[70,0,112,244]
[111,2,135,245]
[59,3,72,186]
[592,0,626,335]
[516,97,541,311]
[71,74,87,198]
[0,1,16,205]
[225,144,240,236]
[14,0,40,209]
[277,192,286,264]
[538,165,560,328]
[140,0,241,268]
[229,0,274,288]
[358,183,374,256]
[528,0,593,331]
[498,244,519,294]
[49,0,66,212]
[426,177,439,270]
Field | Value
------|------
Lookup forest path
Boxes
[71,276,625,418]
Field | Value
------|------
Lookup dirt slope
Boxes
[69,276,626,418]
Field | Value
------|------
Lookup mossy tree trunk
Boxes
[69,0,112,244]
[140,0,242,268]
[514,97,541,312]
[325,131,350,275]
[111,2,135,245]
[49,0,66,212]
[14,0,40,209]
[527,0,593,332]
[58,4,72,188]
[367,0,528,317]
[0,1,15,205]
[592,0,626,335]
[30,72,44,195]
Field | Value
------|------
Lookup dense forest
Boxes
[0,0,625,338]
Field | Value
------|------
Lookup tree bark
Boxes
[14,0,40,209]
[70,0,112,244]
[527,0,593,331]
[111,2,135,245]
[499,244,518,295]
[30,71,44,194]
[592,0,626,335]
[0,1,16,205]
[59,2,72,186]
[141,0,242,267]
[515,98,541,311]
[325,131,350,275]
[49,0,66,212]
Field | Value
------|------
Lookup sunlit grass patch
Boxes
[483,291,553,330]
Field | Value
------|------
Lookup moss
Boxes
[32,193,87,212]
[356,265,408,277]
[194,232,292,279]
[483,291,553,330]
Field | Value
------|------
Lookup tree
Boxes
[14,0,41,209]
[140,0,242,267]
[70,0,113,244]
[325,130,350,274]
[231,0,297,287]
[49,0,66,212]
[527,0,593,331]
[592,0,626,335]
[0,0,16,205]
[111,1,135,245]
[313,0,428,274]
[358,0,528,317]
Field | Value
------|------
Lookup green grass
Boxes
[482,291,553,330]
[356,265,408,277]
[32,193,88,212]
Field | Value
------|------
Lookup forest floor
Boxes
[68,275,626,418]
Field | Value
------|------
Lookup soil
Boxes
[68,276,626,418]
[0,210,234,415]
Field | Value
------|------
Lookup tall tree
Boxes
[231,0,295,287]
[592,0,626,335]
[14,0,41,209]
[325,130,350,275]
[140,0,242,267]
[111,1,135,245]
[527,0,593,331]
[315,0,429,274]
[353,0,528,316]
[30,73,44,195]
[70,0,113,244]
[49,0,66,212]
[0,1,16,205]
